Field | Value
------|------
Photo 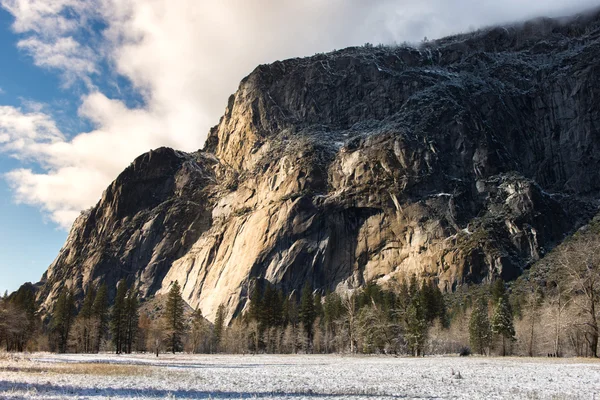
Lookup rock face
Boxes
[36,10,600,322]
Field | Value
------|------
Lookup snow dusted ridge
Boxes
[0,354,599,399]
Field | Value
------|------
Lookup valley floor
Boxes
[0,353,598,399]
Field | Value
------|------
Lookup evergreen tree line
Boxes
[137,226,600,358]
[129,230,600,359]
[467,280,516,356]
[233,275,448,355]
[142,281,227,355]
[0,284,40,351]
[0,278,208,355]
[2,222,598,358]
[110,279,139,354]
[0,275,511,356]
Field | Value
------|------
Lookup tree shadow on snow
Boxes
[37,358,313,369]
[0,380,414,399]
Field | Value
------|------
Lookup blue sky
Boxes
[0,5,138,294]
[0,5,141,293]
[0,0,597,295]
[0,8,67,293]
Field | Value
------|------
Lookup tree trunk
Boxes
[554,290,561,357]
[590,322,599,358]
[590,294,598,357]
[528,312,535,357]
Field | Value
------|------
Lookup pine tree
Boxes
[262,283,275,328]
[469,296,491,355]
[408,274,419,299]
[190,308,207,353]
[314,292,323,320]
[406,296,428,356]
[313,292,324,351]
[491,294,515,356]
[213,303,226,351]
[92,283,109,352]
[420,280,437,323]
[322,291,343,353]
[283,295,299,328]
[432,283,449,328]
[491,279,506,305]
[124,288,139,354]
[78,286,96,353]
[248,282,263,323]
[419,280,449,328]
[51,288,75,353]
[272,289,284,327]
[111,279,128,354]
[299,283,316,349]
[164,281,186,353]
[323,292,342,326]
[397,279,410,322]
[80,287,95,319]
[80,290,95,352]
[382,289,396,320]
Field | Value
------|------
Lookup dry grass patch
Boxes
[0,362,150,376]
[0,360,152,377]
[0,353,30,362]
[0,365,48,374]
[54,363,150,376]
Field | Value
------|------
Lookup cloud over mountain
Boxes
[0,0,597,229]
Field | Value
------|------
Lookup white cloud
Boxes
[0,0,82,34]
[0,0,598,229]
[0,97,183,228]
[0,106,63,151]
[17,36,98,84]
[6,167,104,225]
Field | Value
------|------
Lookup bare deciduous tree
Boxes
[341,293,357,353]
[557,236,600,357]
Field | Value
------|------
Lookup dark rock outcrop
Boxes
[36,10,600,321]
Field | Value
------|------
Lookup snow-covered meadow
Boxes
[0,353,598,399]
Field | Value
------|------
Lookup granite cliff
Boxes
[35,10,600,322]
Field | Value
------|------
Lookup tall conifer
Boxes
[491,294,515,356]
[111,279,128,354]
[164,281,185,353]
[213,303,226,351]
[92,283,109,352]
[469,296,492,355]
[124,288,139,354]
[52,288,75,353]
[299,283,316,348]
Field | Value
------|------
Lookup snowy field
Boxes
[0,353,599,399]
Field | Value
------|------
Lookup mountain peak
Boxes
[35,10,600,322]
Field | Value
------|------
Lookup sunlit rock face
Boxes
[36,10,600,322]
